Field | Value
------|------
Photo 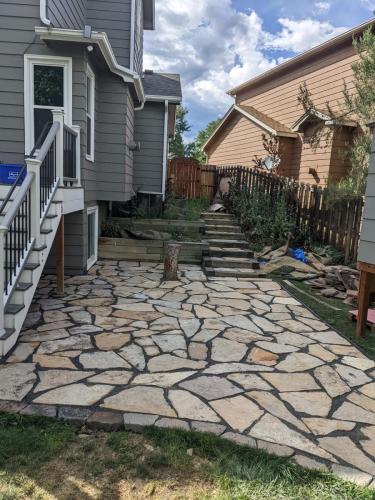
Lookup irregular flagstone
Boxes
[192,329,221,343]
[150,317,180,331]
[43,310,68,323]
[35,370,94,392]
[37,321,74,332]
[132,372,196,388]
[70,298,113,307]
[333,402,375,424]
[179,319,201,338]
[148,354,206,372]
[247,391,309,432]
[187,295,207,305]
[69,325,103,335]
[20,329,69,343]
[203,363,274,375]
[314,365,350,398]
[88,371,133,385]
[119,344,146,370]
[188,342,208,361]
[80,351,131,370]
[211,338,248,362]
[249,299,271,312]
[308,344,337,362]
[155,306,195,319]
[7,343,38,363]
[281,392,332,417]
[211,292,251,300]
[248,348,279,366]
[69,310,92,324]
[33,354,77,369]
[113,309,162,321]
[326,344,366,358]
[277,320,312,332]
[103,386,176,417]
[35,383,113,406]
[169,390,221,422]
[152,334,187,353]
[347,392,375,414]
[194,305,221,319]
[275,332,315,347]
[250,414,334,460]
[276,353,324,372]
[227,373,272,391]
[191,421,226,435]
[208,298,251,311]
[303,418,355,435]
[319,436,375,476]
[223,328,265,343]
[250,316,283,333]
[210,395,264,432]
[37,334,93,355]
[331,464,372,487]
[334,364,371,388]
[255,341,299,354]
[179,376,243,400]
[113,302,156,312]
[0,363,36,401]
[303,331,350,345]
[341,356,375,371]
[95,316,131,330]
[221,316,263,333]
[202,319,227,330]
[360,383,375,399]
[95,332,131,351]
[265,313,292,321]
[274,297,301,306]
[296,317,329,331]
[262,372,319,392]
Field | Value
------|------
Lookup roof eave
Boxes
[35,27,145,105]
[145,94,181,103]
[143,0,155,30]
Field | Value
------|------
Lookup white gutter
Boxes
[161,100,169,200]
[130,0,136,73]
[35,27,145,105]
[145,94,181,103]
[40,0,51,26]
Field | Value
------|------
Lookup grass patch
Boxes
[0,413,374,499]
[281,279,375,359]
[163,195,209,221]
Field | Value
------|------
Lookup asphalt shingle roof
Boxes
[142,72,182,99]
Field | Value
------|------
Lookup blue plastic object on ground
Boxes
[292,248,308,264]
[0,164,25,185]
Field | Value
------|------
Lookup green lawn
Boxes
[0,412,373,499]
[280,279,375,360]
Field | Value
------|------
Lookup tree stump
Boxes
[164,243,182,281]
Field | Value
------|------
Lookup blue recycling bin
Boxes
[0,164,26,185]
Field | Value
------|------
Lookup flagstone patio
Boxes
[1,260,375,486]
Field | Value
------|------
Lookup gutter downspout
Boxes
[161,99,169,201]
[40,0,51,26]
[130,0,136,73]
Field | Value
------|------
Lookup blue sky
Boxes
[144,0,374,141]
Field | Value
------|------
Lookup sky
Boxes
[144,0,374,141]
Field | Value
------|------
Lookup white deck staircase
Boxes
[0,110,82,357]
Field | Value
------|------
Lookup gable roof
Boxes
[228,18,375,97]
[203,104,297,152]
[143,72,182,102]
[292,108,357,132]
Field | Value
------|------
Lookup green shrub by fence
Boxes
[216,165,364,263]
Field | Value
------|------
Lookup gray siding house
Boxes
[358,135,375,266]
[0,0,182,275]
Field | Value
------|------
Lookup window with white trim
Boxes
[24,55,72,154]
[86,64,95,161]
[87,205,98,269]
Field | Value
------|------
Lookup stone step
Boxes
[204,266,262,278]
[205,230,244,239]
[209,246,254,258]
[204,256,260,270]
[202,214,236,221]
[204,224,242,231]
[207,239,249,248]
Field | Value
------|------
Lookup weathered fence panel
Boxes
[167,158,217,201]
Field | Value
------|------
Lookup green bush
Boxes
[163,194,209,221]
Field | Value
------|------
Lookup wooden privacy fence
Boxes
[167,158,217,201]
[217,165,364,263]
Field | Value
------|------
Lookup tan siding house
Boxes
[204,20,373,185]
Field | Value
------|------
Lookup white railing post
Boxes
[52,109,64,187]
[71,124,81,186]
[26,158,42,247]
[0,228,6,336]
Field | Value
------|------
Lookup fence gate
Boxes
[167,158,217,202]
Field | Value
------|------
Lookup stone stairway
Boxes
[201,212,262,278]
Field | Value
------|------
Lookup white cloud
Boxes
[361,0,375,10]
[314,2,331,14]
[144,1,347,126]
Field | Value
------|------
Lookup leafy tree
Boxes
[297,27,375,196]
[189,118,222,163]
[169,105,191,158]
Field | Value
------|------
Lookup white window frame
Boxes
[24,54,72,155]
[87,205,99,270]
[86,63,95,162]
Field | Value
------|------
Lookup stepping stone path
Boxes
[1,260,375,487]
[201,212,261,278]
